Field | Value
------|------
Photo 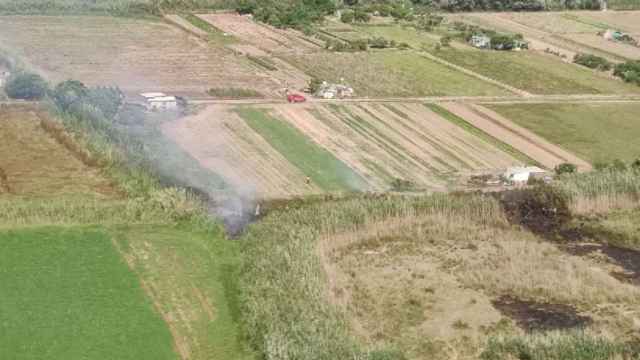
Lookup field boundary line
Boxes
[109,236,190,360]
[163,14,208,38]
[469,103,592,171]
[416,50,532,97]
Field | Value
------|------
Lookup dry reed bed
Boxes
[241,192,640,360]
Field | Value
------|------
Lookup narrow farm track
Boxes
[440,102,593,171]
[417,51,532,97]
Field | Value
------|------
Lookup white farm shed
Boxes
[503,166,546,184]
[140,92,178,111]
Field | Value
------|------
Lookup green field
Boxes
[283,50,509,97]
[487,102,640,164]
[236,107,367,192]
[436,48,640,95]
[0,226,177,360]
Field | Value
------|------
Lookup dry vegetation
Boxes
[242,191,640,360]
[0,105,116,198]
[162,105,320,198]
[0,15,278,96]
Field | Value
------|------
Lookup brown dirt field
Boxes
[0,105,116,198]
[0,16,278,96]
[164,14,208,37]
[197,13,320,55]
[162,105,319,199]
[565,33,640,60]
[440,103,592,171]
[270,103,519,190]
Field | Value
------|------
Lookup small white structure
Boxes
[315,81,354,99]
[470,34,491,49]
[503,166,547,184]
[140,92,178,111]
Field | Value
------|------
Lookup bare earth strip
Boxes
[163,105,319,199]
[441,103,592,171]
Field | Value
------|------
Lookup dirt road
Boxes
[441,103,592,171]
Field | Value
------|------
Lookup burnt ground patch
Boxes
[565,243,640,286]
[492,296,592,332]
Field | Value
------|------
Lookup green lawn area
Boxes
[487,102,640,164]
[0,226,177,360]
[283,50,509,97]
[236,107,367,191]
[111,224,255,360]
[354,24,440,48]
[436,48,640,95]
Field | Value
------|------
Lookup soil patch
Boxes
[565,243,640,285]
[492,295,592,332]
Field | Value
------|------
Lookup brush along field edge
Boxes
[440,102,592,171]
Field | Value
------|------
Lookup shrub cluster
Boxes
[614,60,640,86]
[5,72,48,100]
[573,53,612,71]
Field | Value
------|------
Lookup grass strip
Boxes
[426,104,539,166]
[235,107,367,192]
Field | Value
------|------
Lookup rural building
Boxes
[140,92,179,111]
[470,34,491,49]
[503,166,547,184]
[315,81,354,99]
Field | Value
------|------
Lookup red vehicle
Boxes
[287,93,306,103]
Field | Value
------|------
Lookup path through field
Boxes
[440,103,592,171]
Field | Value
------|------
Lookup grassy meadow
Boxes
[435,48,640,95]
[0,227,177,360]
[282,50,509,97]
[487,103,640,164]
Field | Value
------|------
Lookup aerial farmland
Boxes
[1,1,640,360]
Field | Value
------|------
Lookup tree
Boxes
[554,162,577,175]
[631,158,640,171]
[340,10,355,23]
[52,80,88,111]
[5,72,48,100]
[440,35,451,47]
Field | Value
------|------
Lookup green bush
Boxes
[614,60,640,85]
[573,53,612,71]
[5,72,48,100]
[555,163,577,175]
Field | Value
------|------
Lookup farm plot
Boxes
[0,15,278,96]
[435,48,640,95]
[197,13,320,55]
[163,105,323,199]
[464,12,640,61]
[486,102,640,164]
[0,105,115,198]
[266,103,521,190]
[440,103,592,171]
[0,226,178,360]
[282,51,510,97]
[575,10,640,34]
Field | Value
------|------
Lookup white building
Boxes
[140,92,179,111]
[503,166,547,184]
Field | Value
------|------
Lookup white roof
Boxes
[504,166,546,177]
[140,92,166,98]
[148,96,177,102]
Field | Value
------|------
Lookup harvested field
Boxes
[0,105,115,198]
[163,105,321,199]
[486,102,640,164]
[197,13,320,55]
[267,103,521,190]
[0,15,278,96]
[575,10,640,34]
[440,103,592,171]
